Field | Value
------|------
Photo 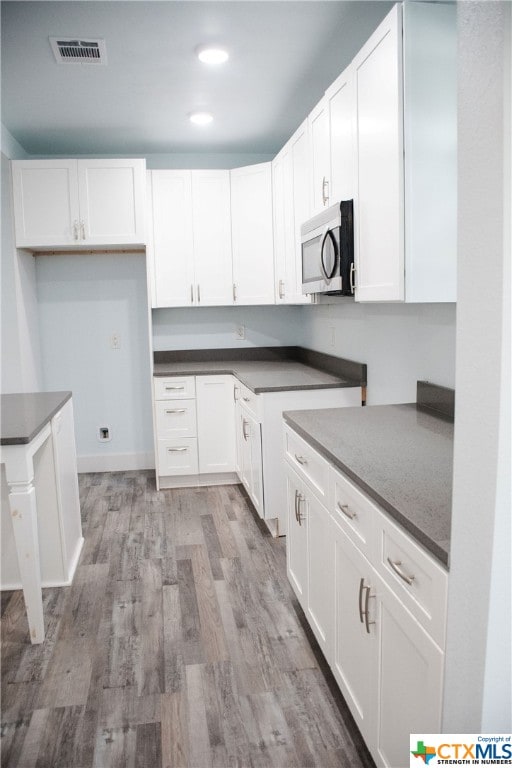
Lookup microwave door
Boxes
[320,228,339,281]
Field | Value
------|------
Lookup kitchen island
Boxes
[1,392,82,643]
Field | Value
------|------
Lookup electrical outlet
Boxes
[110,333,121,350]
[98,426,112,442]
[235,324,245,340]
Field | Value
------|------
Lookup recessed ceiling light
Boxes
[197,46,229,65]
[189,112,213,126]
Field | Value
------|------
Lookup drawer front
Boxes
[157,438,199,476]
[330,467,378,558]
[377,514,448,647]
[234,380,260,421]
[155,400,197,439]
[154,376,196,400]
[284,426,329,504]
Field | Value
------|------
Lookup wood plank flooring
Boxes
[1,471,375,768]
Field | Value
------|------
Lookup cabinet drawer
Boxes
[234,380,260,421]
[155,400,197,438]
[284,426,329,504]
[157,438,198,476]
[154,376,195,400]
[330,467,378,557]
[376,513,448,647]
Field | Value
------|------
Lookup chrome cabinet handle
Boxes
[242,396,250,403]
[337,501,356,520]
[197,284,201,303]
[350,263,355,294]
[190,284,194,303]
[294,454,308,466]
[363,584,374,634]
[233,283,237,302]
[233,386,240,402]
[167,446,188,452]
[322,176,329,206]
[80,220,86,240]
[297,493,306,526]
[387,558,415,586]
[278,279,285,299]
[242,419,249,441]
[73,220,79,240]
[294,489,299,522]
[165,385,185,391]
[165,409,186,414]
[358,578,365,623]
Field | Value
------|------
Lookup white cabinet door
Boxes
[77,159,146,246]
[231,163,275,305]
[331,518,376,747]
[308,97,331,214]
[196,375,236,474]
[353,4,404,302]
[306,491,333,660]
[285,467,308,607]
[273,122,311,305]
[151,170,195,307]
[248,412,264,516]
[375,579,444,768]
[239,408,253,495]
[191,170,233,306]
[12,159,80,247]
[327,65,355,204]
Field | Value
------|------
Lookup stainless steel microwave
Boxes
[301,200,354,296]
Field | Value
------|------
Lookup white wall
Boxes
[1,147,42,393]
[35,253,154,472]
[152,305,303,351]
[443,1,511,731]
[299,301,456,404]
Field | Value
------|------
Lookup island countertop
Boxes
[283,402,454,567]
[1,391,72,445]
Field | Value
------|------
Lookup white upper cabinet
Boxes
[191,170,233,306]
[352,2,456,302]
[308,97,331,215]
[12,158,146,249]
[327,66,355,205]
[272,120,311,304]
[353,5,404,302]
[150,169,233,308]
[150,170,195,307]
[231,162,275,305]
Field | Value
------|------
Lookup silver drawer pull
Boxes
[363,584,375,634]
[387,558,415,586]
[165,385,185,391]
[167,447,188,452]
[294,454,308,465]
[337,501,356,520]
[165,409,186,414]
[297,493,306,526]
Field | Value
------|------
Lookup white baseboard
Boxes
[158,472,239,489]
[77,452,155,473]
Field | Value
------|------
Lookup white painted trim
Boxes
[158,471,239,489]
[77,452,155,473]
[0,537,84,592]
[64,536,84,584]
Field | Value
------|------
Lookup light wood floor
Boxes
[1,471,375,768]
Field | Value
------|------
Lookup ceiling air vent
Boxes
[49,37,107,65]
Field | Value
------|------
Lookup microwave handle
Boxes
[320,228,338,280]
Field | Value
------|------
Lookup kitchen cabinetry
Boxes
[352,2,456,302]
[231,162,275,304]
[283,423,448,768]
[272,121,311,304]
[12,158,146,249]
[153,375,237,488]
[307,64,354,216]
[238,406,264,517]
[149,170,232,307]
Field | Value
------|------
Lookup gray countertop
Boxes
[1,391,72,445]
[153,360,360,394]
[284,404,453,567]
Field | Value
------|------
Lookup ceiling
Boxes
[1,0,393,157]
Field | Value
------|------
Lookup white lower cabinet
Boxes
[154,374,236,488]
[284,424,447,768]
[238,405,264,517]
